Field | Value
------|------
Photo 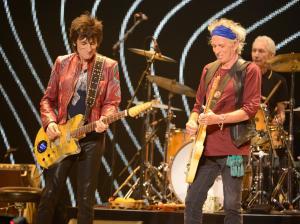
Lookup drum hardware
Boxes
[271,166,300,210]
[124,42,168,202]
[121,162,164,203]
[146,74,196,202]
[267,52,300,73]
[244,148,270,210]
[146,75,196,98]
[112,118,165,202]
[267,52,300,212]
[285,107,300,112]
[128,48,177,63]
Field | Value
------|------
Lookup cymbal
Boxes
[128,48,176,63]
[267,53,300,72]
[146,75,196,98]
[132,101,182,111]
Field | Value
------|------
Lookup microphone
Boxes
[112,12,148,54]
[134,12,148,21]
[152,38,162,56]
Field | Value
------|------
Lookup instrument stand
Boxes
[270,70,300,212]
[246,148,271,212]
[124,49,163,202]
[112,122,164,202]
[161,91,175,203]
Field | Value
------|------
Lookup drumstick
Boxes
[264,80,282,104]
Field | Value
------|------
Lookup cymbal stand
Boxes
[246,148,270,208]
[271,69,300,211]
[287,69,296,208]
[125,49,159,201]
[112,122,163,200]
[160,90,175,202]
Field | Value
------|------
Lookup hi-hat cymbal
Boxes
[146,75,196,98]
[128,48,176,63]
[267,53,300,72]
[132,101,182,111]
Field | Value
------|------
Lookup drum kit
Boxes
[113,47,300,212]
[242,53,300,212]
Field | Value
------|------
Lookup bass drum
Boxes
[168,142,224,212]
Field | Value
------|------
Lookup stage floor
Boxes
[68,207,300,224]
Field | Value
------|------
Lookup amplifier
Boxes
[0,164,40,188]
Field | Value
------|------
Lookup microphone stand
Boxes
[126,53,156,109]
[110,16,146,197]
[112,18,146,56]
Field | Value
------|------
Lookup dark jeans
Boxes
[36,133,105,224]
[184,156,246,224]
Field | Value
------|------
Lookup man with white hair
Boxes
[184,18,261,224]
[251,35,288,125]
[251,36,289,201]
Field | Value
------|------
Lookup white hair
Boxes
[208,18,246,55]
[253,35,276,55]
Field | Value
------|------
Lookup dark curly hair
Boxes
[69,12,103,51]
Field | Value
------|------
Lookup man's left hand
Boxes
[95,116,108,133]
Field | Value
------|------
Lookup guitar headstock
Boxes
[128,99,159,117]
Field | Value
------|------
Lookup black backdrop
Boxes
[1,0,300,205]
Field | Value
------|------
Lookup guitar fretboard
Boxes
[71,110,127,137]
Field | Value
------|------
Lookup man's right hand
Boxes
[186,119,198,136]
[46,122,61,141]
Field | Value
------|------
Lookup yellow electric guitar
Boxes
[34,100,158,169]
[186,76,221,184]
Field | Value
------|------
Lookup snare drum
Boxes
[168,142,223,212]
[262,125,287,151]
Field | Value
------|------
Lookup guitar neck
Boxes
[195,76,220,138]
[71,110,127,137]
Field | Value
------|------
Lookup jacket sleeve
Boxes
[241,62,261,118]
[100,61,121,117]
[40,57,60,130]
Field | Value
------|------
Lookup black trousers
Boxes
[184,156,245,224]
[36,133,105,224]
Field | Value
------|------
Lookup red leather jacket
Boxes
[40,53,121,130]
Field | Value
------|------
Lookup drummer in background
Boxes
[251,35,289,125]
[251,36,290,192]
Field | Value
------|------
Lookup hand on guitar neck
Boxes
[95,116,109,133]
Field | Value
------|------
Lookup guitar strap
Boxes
[84,55,106,121]
[204,58,250,110]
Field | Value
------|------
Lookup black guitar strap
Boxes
[84,55,105,121]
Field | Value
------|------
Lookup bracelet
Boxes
[218,114,226,130]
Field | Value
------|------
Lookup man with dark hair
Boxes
[36,13,121,224]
